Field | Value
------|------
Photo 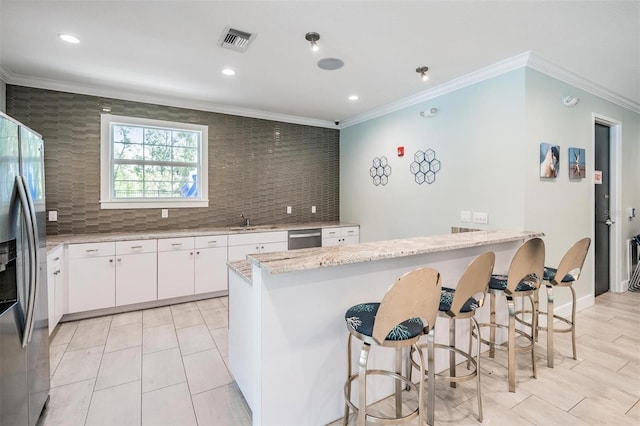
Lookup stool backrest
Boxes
[554,237,591,284]
[373,267,441,345]
[506,237,545,294]
[447,251,495,316]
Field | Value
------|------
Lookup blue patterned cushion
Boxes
[543,267,575,283]
[439,287,479,313]
[489,274,536,292]
[345,303,423,341]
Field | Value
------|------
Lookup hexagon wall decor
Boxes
[369,156,391,186]
[410,149,440,184]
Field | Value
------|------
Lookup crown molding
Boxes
[341,51,639,128]
[526,52,640,114]
[340,52,533,128]
[1,67,336,129]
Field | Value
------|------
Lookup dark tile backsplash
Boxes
[6,85,340,235]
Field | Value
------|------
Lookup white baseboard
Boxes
[536,293,594,327]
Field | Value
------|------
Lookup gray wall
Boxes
[6,85,340,235]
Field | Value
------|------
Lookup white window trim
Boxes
[100,114,209,209]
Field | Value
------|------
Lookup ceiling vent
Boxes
[218,27,255,52]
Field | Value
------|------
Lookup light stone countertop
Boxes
[246,229,543,275]
[227,260,253,283]
[46,221,356,248]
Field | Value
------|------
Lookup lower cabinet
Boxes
[46,245,65,333]
[322,226,360,247]
[228,231,288,261]
[67,242,116,314]
[158,237,195,299]
[194,235,228,293]
[115,240,157,305]
[68,240,160,313]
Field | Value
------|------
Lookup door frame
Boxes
[592,113,623,292]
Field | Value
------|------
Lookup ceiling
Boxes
[1,1,638,128]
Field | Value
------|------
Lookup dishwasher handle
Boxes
[288,232,321,239]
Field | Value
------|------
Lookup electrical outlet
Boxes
[161,209,169,218]
[48,210,58,222]
[460,210,471,222]
[311,205,316,214]
[472,211,488,224]
[286,206,292,214]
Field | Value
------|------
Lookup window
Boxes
[100,114,208,209]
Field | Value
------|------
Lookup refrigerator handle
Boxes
[14,176,38,348]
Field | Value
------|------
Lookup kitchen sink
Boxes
[229,226,279,231]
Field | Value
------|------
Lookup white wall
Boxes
[523,68,640,306]
[340,69,527,242]
[340,66,640,306]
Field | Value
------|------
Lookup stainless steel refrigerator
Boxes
[0,111,50,425]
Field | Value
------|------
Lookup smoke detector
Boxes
[218,27,256,52]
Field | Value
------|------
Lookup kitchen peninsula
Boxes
[227,229,543,426]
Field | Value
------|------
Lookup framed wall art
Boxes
[540,143,560,178]
[568,147,586,179]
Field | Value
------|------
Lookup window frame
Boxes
[100,114,209,209]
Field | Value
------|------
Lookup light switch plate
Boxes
[460,210,471,222]
[161,209,169,218]
[48,210,58,222]
[311,205,316,214]
[286,206,292,214]
[473,211,488,224]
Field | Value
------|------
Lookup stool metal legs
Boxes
[544,284,577,368]
[344,333,430,426]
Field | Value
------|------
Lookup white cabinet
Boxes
[115,239,157,306]
[194,235,228,294]
[67,242,116,313]
[322,226,360,247]
[228,231,288,261]
[46,245,65,334]
[157,237,195,299]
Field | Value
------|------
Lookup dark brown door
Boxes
[594,123,610,296]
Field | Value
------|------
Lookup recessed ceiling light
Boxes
[222,68,236,76]
[58,34,80,44]
[348,95,359,101]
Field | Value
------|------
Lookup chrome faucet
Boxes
[241,214,250,227]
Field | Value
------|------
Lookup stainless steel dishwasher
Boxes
[288,229,322,250]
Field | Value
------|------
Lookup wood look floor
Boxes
[40,291,639,425]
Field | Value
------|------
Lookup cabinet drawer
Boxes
[322,228,340,239]
[68,242,115,259]
[228,231,287,246]
[341,226,360,237]
[157,237,195,252]
[195,235,228,249]
[116,239,157,255]
[322,226,359,239]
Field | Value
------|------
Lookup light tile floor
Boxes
[39,292,640,425]
[40,296,251,426]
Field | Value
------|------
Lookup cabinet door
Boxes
[46,252,58,335]
[342,236,360,245]
[259,241,288,254]
[116,252,157,306]
[54,259,65,326]
[322,237,340,247]
[158,250,194,299]
[67,256,115,313]
[228,244,261,262]
[195,247,228,293]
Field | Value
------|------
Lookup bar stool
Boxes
[539,237,591,367]
[343,267,441,426]
[411,252,495,422]
[476,237,545,392]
